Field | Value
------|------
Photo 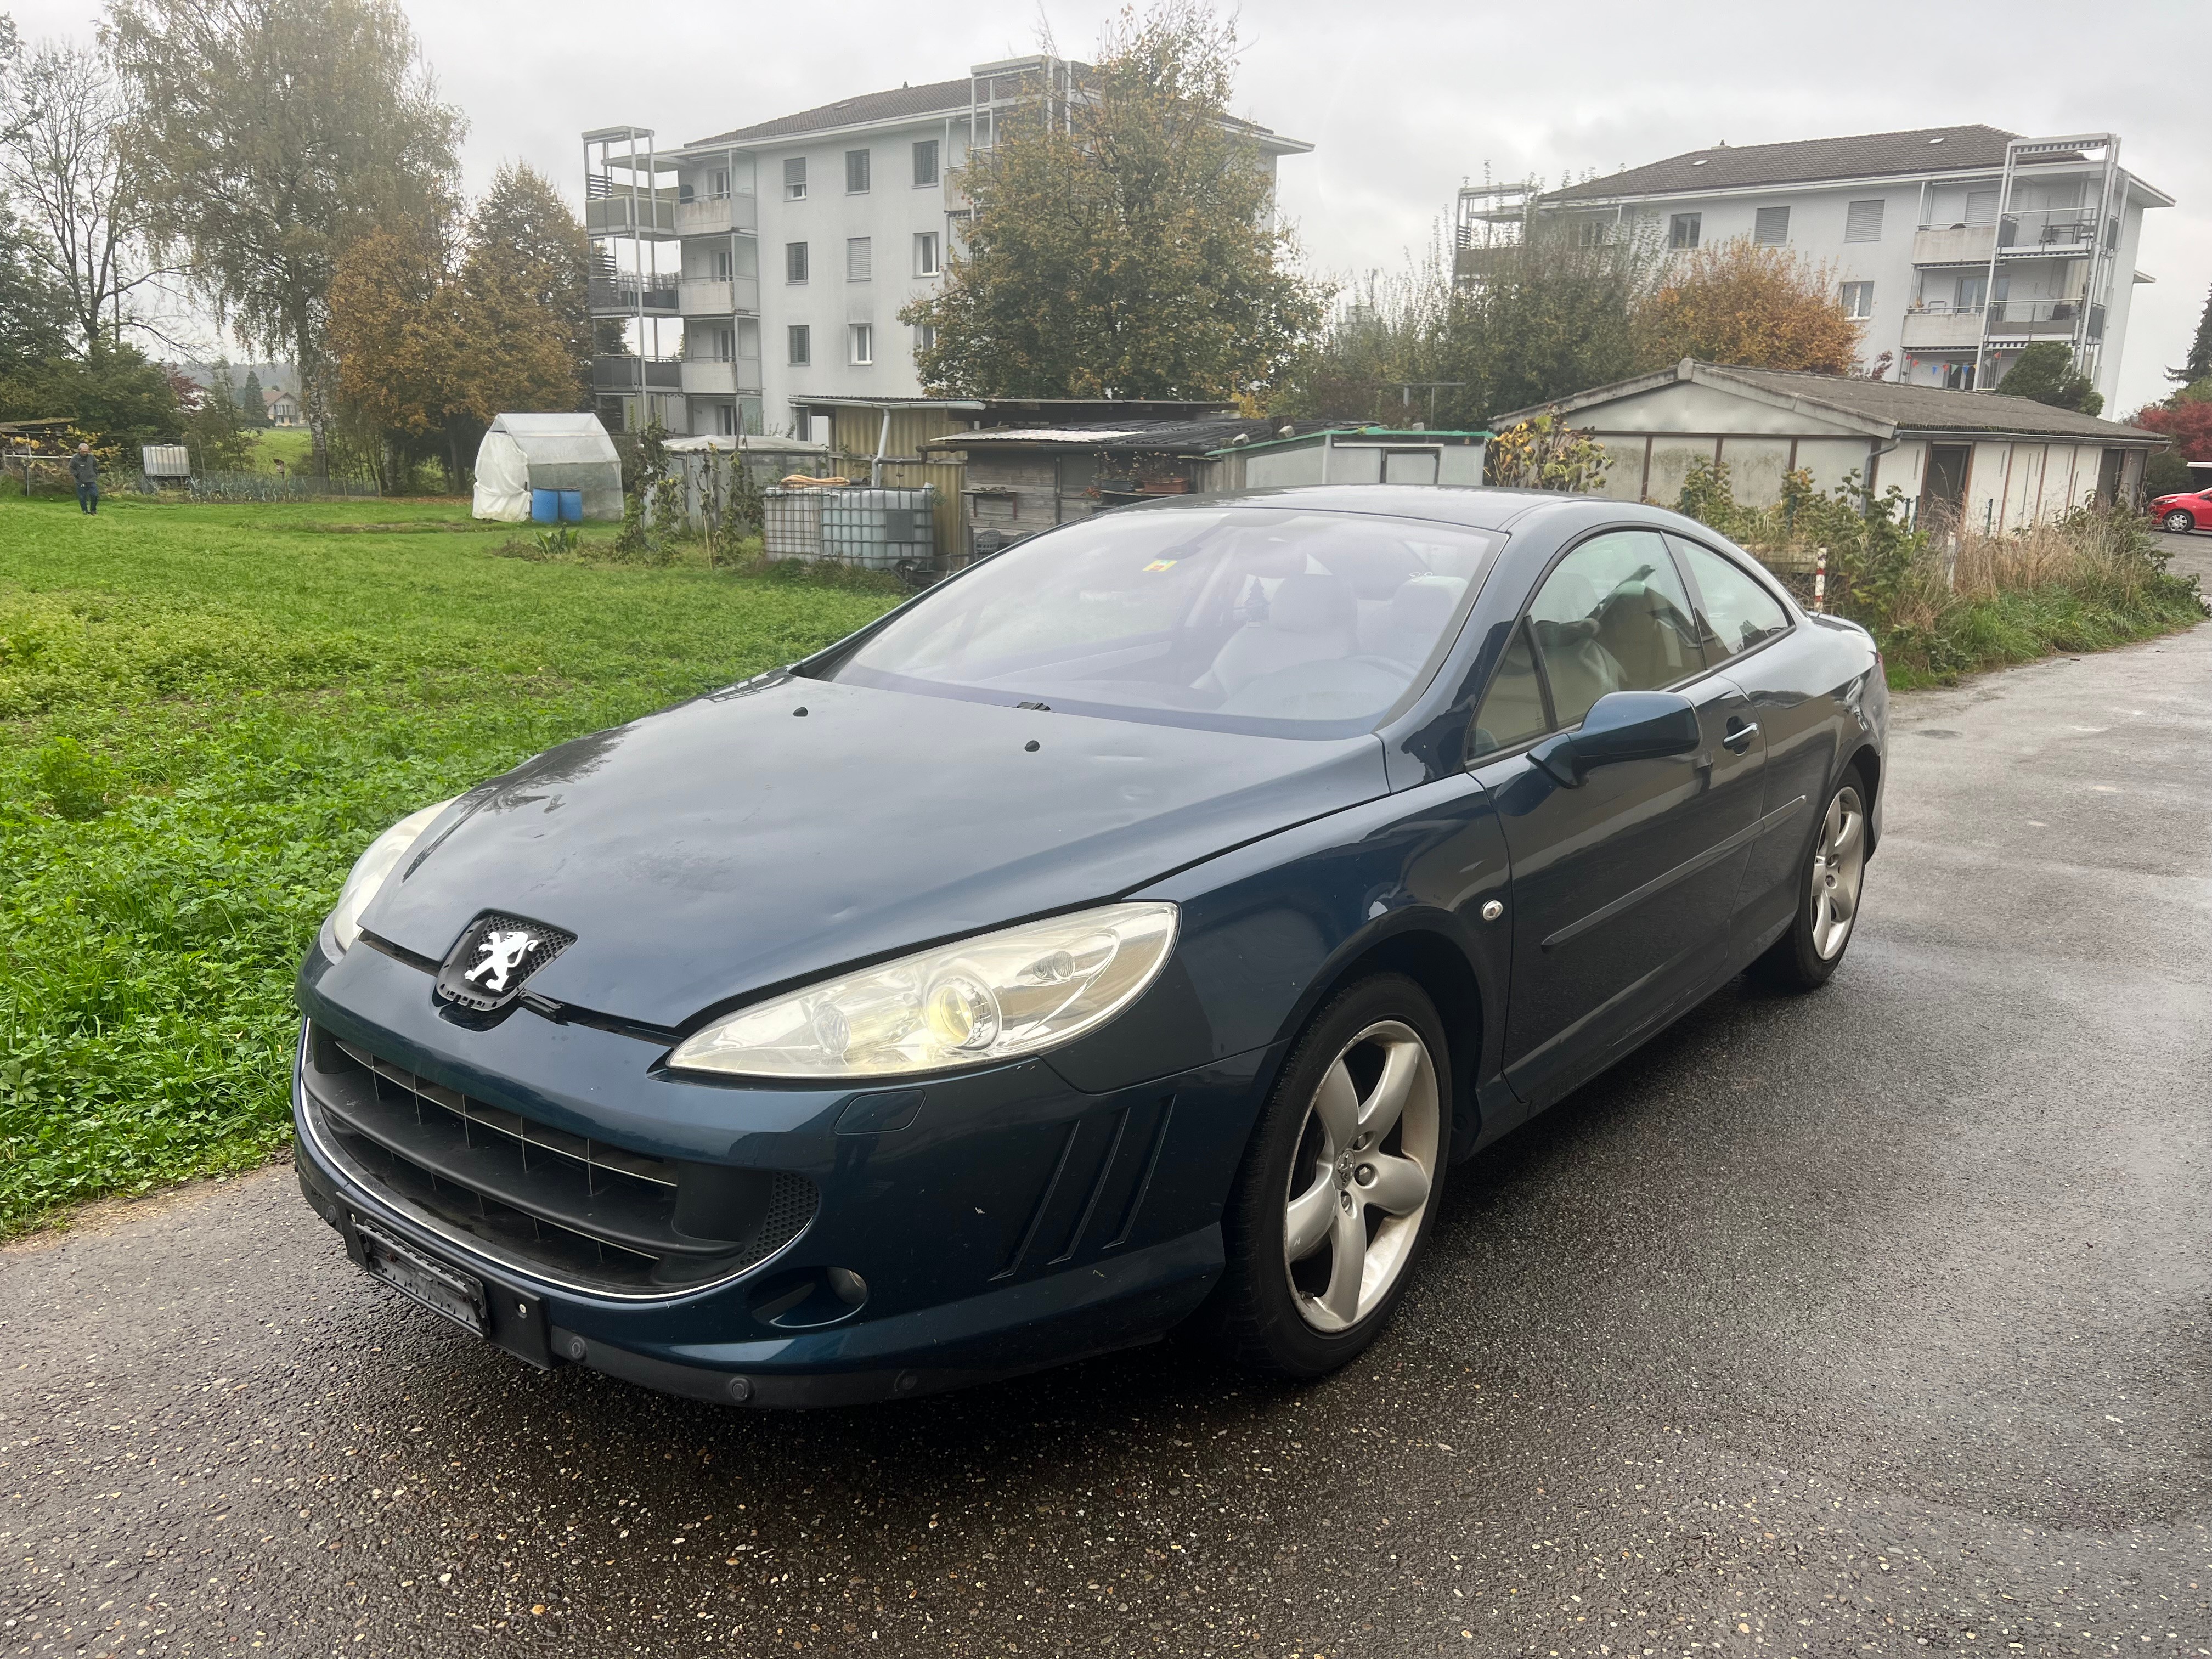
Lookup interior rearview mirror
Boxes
[1529,691,1701,787]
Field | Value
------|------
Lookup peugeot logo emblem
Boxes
[464,929,537,994]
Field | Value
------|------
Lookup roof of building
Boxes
[690,78,974,147]
[1548,125,2030,202]
[1491,361,2163,442]
[927,417,1342,456]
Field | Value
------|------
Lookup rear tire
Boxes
[2164,510,2196,534]
[1206,974,1451,1379]
[1753,772,1869,992]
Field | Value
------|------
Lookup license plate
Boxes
[351,1215,488,1336]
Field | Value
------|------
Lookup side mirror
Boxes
[1529,691,1701,787]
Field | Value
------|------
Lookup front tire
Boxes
[1207,974,1451,1379]
[1754,774,1869,991]
[2163,510,2196,534]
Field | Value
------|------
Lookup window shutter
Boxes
[1754,205,1790,245]
[1844,199,1884,242]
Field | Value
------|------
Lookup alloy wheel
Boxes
[1282,1020,1440,1333]
[1809,785,1866,960]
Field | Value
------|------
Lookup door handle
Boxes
[1722,721,1759,753]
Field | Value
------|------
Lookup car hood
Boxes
[362,675,1389,1026]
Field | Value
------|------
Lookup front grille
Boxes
[299,1025,816,1297]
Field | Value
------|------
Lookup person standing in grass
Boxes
[70,443,99,515]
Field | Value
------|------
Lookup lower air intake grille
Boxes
[299,1024,815,1297]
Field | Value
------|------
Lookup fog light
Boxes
[827,1267,868,1307]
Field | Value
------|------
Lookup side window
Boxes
[1525,530,1705,729]
[1470,623,1548,760]
[1670,537,1790,658]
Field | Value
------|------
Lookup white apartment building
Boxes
[585,58,1311,439]
[1460,127,2171,409]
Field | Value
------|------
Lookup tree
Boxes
[466,162,589,410]
[1631,235,1862,374]
[0,202,70,376]
[239,366,266,426]
[0,337,181,441]
[902,4,1327,402]
[179,358,255,470]
[106,0,464,475]
[1997,342,2102,416]
[2169,282,2212,387]
[2134,400,2212,466]
[0,38,168,354]
[1450,219,1656,422]
[1275,251,1453,423]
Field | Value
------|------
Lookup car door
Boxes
[1664,533,1829,957]
[1467,528,1768,1110]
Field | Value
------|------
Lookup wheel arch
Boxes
[1844,741,1882,854]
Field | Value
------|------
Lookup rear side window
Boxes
[1671,538,1790,657]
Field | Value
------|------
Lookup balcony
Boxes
[1998,207,2105,258]
[1984,300,2093,343]
[679,358,761,397]
[588,274,677,317]
[1901,307,1985,352]
[678,276,760,316]
[676,193,758,236]
[1912,223,1995,267]
[584,187,679,240]
[591,355,681,392]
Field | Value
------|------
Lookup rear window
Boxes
[821,509,1504,737]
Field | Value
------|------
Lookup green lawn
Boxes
[0,494,896,1234]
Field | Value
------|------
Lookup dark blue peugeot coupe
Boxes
[293,486,1885,1404]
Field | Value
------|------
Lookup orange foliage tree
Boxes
[1632,236,1864,375]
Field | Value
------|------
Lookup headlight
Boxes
[667,902,1178,1080]
[318,799,456,962]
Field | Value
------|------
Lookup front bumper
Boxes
[292,940,1268,1405]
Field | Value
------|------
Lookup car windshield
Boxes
[821,509,1503,737]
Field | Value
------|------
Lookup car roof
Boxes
[1104,484,1675,536]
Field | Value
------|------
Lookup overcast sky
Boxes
[10,0,2205,414]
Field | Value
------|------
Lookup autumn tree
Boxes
[1632,235,1862,375]
[326,218,467,477]
[466,163,590,410]
[107,0,464,475]
[903,3,1327,402]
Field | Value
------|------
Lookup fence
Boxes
[184,471,382,501]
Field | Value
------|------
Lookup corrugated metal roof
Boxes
[930,418,1338,456]
[1548,125,2021,202]
[1491,361,2161,442]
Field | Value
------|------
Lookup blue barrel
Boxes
[558,489,583,523]
[530,487,559,523]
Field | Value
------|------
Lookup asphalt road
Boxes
[5,612,2209,1659]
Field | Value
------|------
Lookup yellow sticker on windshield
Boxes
[1143,559,1178,572]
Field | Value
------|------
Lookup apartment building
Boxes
[585,58,1312,439]
[1459,127,2171,408]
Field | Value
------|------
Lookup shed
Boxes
[471,414,624,522]
[1493,360,2168,534]
[657,434,834,532]
[1205,427,1489,492]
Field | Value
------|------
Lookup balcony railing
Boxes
[1901,307,1985,352]
[675,193,758,236]
[678,276,760,316]
[1911,223,1995,266]
[1985,300,2098,340]
[588,274,678,315]
[678,358,762,397]
[584,189,680,240]
[591,355,682,392]
[1997,207,2108,253]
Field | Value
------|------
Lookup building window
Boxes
[1965,189,1997,224]
[1754,205,1790,245]
[1570,217,1608,247]
[787,325,810,365]
[915,232,941,276]
[708,168,729,199]
[783,157,806,201]
[712,403,735,436]
[845,149,870,194]
[785,241,808,283]
[710,247,732,280]
[1669,212,1701,250]
[1844,199,1885,242]
[913,321,936,354]
[1839,281,1874,320]
[847,236,872,281]
[913,139,940,188]
[849,323,873,366]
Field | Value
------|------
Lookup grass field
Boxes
[0,494,896,1235]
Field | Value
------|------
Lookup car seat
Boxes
[1195,572,1358,699]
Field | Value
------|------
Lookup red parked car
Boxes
[2149,486,2212,533]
